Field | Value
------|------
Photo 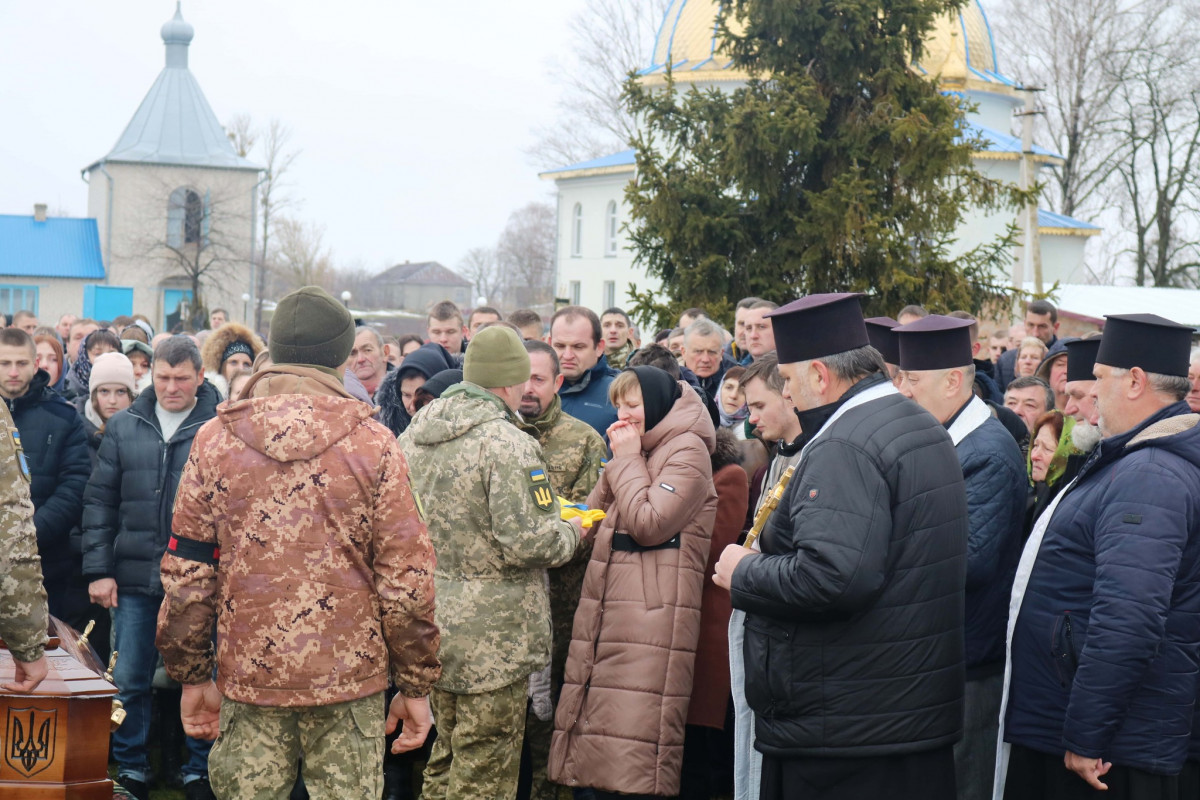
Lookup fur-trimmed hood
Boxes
[201,322,265,376]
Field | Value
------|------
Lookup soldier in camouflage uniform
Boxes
[518,340,607,800]
[399,326,586,800]
[155,287,441,800]
[0,401,49,693]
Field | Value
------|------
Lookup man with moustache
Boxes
[714,294,968,800]
[516,339,607,800]
[997,314,1200,800]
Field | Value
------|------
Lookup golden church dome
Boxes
[640,0,1019,96]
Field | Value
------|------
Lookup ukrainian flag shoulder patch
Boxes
[527,467,548,484]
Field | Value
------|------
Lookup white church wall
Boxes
[553,171,664,313]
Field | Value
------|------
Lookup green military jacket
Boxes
[0,403,48,663]
[399,382,579,694]
[520,395,608,505]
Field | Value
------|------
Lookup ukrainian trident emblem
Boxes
[5,706,56,777]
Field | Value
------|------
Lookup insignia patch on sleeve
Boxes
[530,483,555,512]
[11,429,30,484]
[527,467,548,484]
[599,457,608,475]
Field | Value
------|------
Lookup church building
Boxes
[0,3,261,331]
[542,0,1101,312]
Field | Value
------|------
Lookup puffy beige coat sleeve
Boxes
[600,432,711,547]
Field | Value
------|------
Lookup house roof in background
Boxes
[0,214,106,279]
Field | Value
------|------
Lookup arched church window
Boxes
[571,203,583,257]
[167,187,205,248]
[604,201,618,256]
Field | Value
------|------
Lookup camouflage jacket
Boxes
[0,403,48,663]
[520,395,608,505]
[399,382,580,693]
[605,341,636,370]
[156,365,441,706]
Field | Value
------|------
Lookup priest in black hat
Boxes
[864,316,900,381]
[893,315,1027,800]
[1057,334,1104,480]
[998,313,1200,800]
[713,293,969,800]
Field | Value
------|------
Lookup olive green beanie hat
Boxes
[269,286,356,369]
[464,326,530,388]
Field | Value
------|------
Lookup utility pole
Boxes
[1014,86,1045,301]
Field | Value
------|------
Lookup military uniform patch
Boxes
[529,483,555,512]
[2,425,30,484]
[527,467,548,484]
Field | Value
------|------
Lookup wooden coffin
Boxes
[0,617,119,799]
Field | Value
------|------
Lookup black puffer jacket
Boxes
[7,368,92,591]
[730,376,968,758]
[81,381,220,595]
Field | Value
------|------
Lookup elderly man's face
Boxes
[1063,380,1098,425]
[350,331,387,388]
[1005,385,1049,433]
[683,332,724,378]
[1188,359,1200,413]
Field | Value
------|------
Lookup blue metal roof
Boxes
[541,149,637,175]
[0,215,106,279]
[87,4,260,172]
[1038,208,1100,230]
[962,120,1063,159]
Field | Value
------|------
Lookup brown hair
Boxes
[33,334,63,379]
[1033,409,1065,443]
[608,370,642,406]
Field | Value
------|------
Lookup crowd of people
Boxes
[1,288,1200,800]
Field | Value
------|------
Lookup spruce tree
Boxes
[623,0,1027,327]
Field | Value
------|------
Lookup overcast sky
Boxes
[0,0,590,277]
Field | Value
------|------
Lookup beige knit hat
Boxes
[89,352,137,395]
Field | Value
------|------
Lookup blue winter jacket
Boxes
[955,410,1026,672]
[559,355,620,438]
[1005,402,1200,775]
[6,368,92,595]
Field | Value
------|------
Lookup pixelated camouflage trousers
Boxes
[208,692,385,800]
[423,679,526,800]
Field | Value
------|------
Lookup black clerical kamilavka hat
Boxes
[1096,314,1194,377]
[864,317,900,365]
[1064,337,1101,382]
[765,293,869,364]
[894,315,974,371]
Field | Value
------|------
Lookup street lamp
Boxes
[241,292,250,324]
[341,290,352,309]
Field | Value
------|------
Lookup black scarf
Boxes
[630,366,681,432]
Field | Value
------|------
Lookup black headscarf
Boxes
[629,366,681,433]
